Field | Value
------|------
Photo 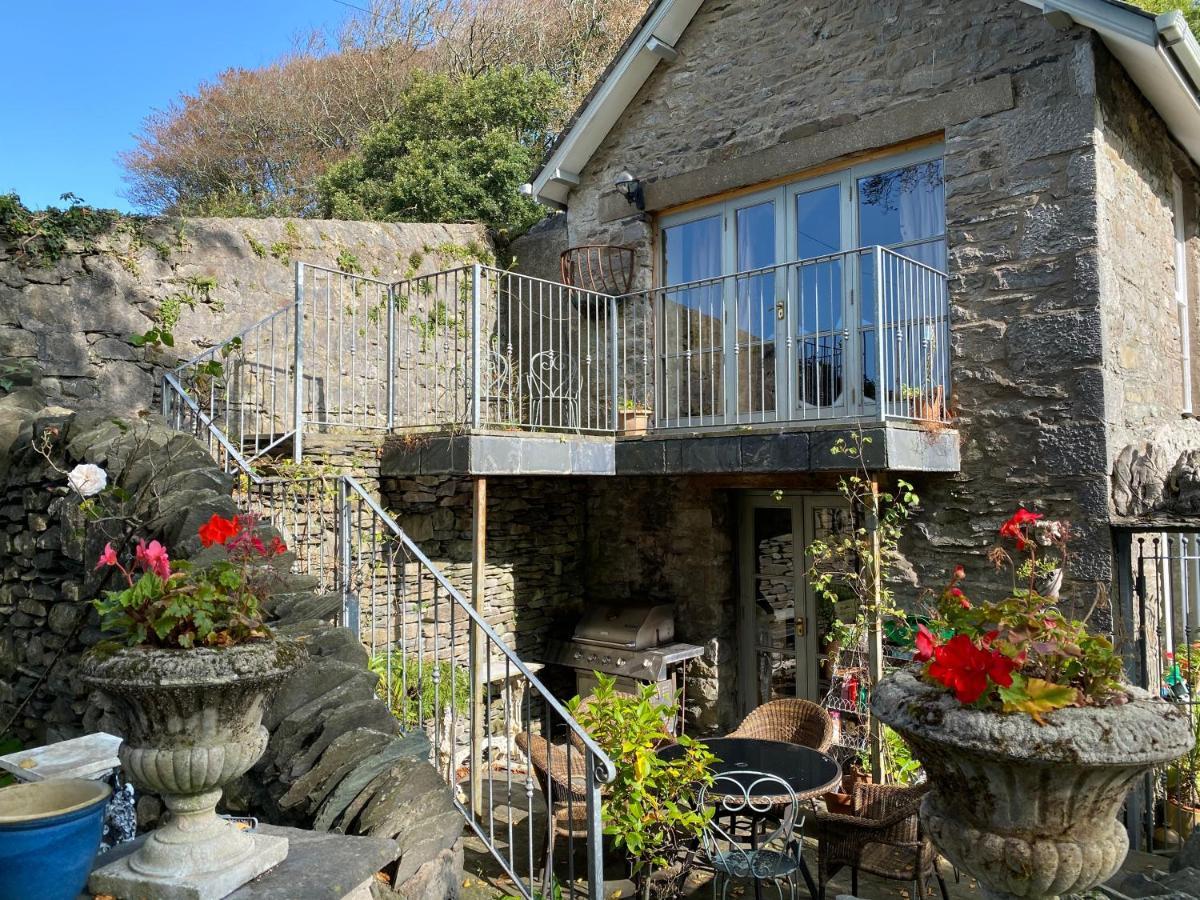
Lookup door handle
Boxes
[795,617,807,637]
[776,301,786,320]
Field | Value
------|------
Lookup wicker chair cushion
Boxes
[856,841,922,881]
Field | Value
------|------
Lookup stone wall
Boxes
[0,369,464,898]
[1094,46,1200,511]
[378,464,587,664]
[583,476,737,733]
[0,217,490,416]
[561,0,1124,608]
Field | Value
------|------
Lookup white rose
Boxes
[67,463,108,498]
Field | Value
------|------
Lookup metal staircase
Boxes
[162,262,614,900]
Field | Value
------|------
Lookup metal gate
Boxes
[1117,530,1200,852]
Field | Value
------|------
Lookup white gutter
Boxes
[1026,0,1200,166]
[526,0,1200,210]
[524,0,703,208]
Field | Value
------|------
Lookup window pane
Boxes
[663,215,722,286]
[857,159,945,250]
[796,185,843,259]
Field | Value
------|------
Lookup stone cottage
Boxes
[373,0,1200,735]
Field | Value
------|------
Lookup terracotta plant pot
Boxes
[873,669,1194,900]
[82,641,306,898]
[822,791,854,815]
[618,408,653,435]
[908,385,946,423]
[1166,795,1200,840]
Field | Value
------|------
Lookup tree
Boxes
[120,0,648,224]
[317,67,560,235]
[1134,0,1200,33]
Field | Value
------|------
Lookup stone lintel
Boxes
[598,75,1015,222]
[380,425,960,477]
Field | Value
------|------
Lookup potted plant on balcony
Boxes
[617,398,654,436]
[873,509,1195,899]
[82,513,306,899]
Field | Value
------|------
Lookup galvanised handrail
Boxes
[169,295,301,463]
[336,473,616,899]
[162,372,263,484]
[282,249,949,440]
[163,300,617,896]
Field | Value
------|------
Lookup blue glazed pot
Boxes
[0,778,112,900]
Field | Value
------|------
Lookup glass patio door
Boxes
[790,175,853,416]
[660,191,782,425]
[737,492,850,718]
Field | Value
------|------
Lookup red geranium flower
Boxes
[199,514,241,547]
[927,634,1016,704]
[999,507,1043,550]
[914,624,938,663]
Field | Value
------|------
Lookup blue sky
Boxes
[1,1,350,212]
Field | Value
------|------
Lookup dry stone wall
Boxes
[379,465,586,665]
[0,366,464,898]
[0,217,490,417]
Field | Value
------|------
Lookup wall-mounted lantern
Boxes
[614,171,645,211]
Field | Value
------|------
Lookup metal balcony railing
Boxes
[167,248,949,455]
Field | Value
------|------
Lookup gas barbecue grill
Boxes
[542,603,704,719]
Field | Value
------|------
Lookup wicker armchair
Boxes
[515,732,595,892]
[812,781,948,900]
[728,699,834,752]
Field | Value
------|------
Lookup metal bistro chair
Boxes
[699,771,806,900]
[813,781,948,900]
[728,699,835,753]
[526,350,580,431]
[447,349,517,426]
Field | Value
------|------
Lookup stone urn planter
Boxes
[873,669,1195,900]
[82,640,306,899]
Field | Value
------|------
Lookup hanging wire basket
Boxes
[560,244,636,298]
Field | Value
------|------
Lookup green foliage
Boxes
[1134,0,1200,33]
[94,558,270,649]
[0,193,125,266]
[318,68,559,236]
[129,274,222,350]
[880,726,922,785]
[807,431,921,629]
[0,736,19,788]
[1165,641,1200,801]
[369,651,470,728]
[0,358,39,394]
[336,247,363,274]
[569,674,715,878]
[244,231,267,258]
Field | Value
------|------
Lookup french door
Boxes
[737,492,852,718]
[658,145,946,426]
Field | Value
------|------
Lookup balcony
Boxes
[166,250,958,478]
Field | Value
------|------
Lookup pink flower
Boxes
[914,624,938,663]
[135,539,171,581]
[95,543,118,570]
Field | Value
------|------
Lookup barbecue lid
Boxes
[573,602,675,649]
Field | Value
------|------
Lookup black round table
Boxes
[660,737,841,899]
[661,737,841,799]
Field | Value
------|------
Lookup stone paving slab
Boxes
[84,824,399,900]
[0,732,121,783]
